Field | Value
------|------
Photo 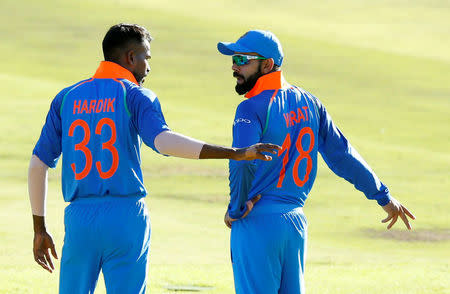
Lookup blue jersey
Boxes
[33,61,170,202]
[228,71,391,218]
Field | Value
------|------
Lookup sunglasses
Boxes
[232,54,267,66]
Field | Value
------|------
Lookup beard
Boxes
[234,64,263,95]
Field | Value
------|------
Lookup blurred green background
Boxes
[0,0,449,293]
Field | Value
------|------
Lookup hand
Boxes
[234,143,281,161]
[224,195,261,229]
[381,198,416,230]
[33,231,58,273]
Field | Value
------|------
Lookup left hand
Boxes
[224,195,261,229]
[381,197,416,230]
[234,143,281,161]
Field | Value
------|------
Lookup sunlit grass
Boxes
[0,0,448,293]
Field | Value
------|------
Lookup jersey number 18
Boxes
[277,127,314,188]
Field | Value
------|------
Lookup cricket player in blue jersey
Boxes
[27,24,280,294]
[217,30,416,294]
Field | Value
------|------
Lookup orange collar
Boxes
[93,61,139,85]
[245,71,290,98]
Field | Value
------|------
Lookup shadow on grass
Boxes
[364,228,450,242]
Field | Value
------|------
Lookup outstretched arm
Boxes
[199,142,279,161]
[28,155,58,273]
[154,130,280,161]
[313,96,415,229]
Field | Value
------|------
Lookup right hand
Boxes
[33,231,58,273]
[381,198,415,230]
[224,195,262,229]
[234,143,281,161]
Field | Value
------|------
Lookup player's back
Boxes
[249,86,321,207]
[59,77,145,202]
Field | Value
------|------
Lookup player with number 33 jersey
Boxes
[35,63,167,202]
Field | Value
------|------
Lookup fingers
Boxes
[256,144,281,161]
[242,195,261,218]
[381,214,392,223]
[402,205,416,220]
[50,245,58,259]
[36,258,52,273]
[250,194,262,204]
[33,232,58,273]
[224,211,235,229]
[256,144,281,154]
[34,251,53,273]
[381,201,415,230]
[399,211,411,230]
[397,206,413,230]
[224,195,262,228]
[387,214,398,230]
[250,144,282,161]
[260,154,273,161]
[44,251,55,271]
[224,219,232,229]
[241,202,253,218]
[246,200,254,212]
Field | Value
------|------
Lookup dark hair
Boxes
[271,64,280,72]
[102,23,152,61]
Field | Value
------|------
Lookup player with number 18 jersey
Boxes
[228,71,390,294]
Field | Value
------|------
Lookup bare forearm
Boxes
[154,131,243,160]
[154,131,280,161]
[199,144,239,159]
[28,155,49,217]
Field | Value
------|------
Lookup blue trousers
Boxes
[59,196,150,294]
[230,205,307,294]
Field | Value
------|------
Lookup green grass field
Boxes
[1,0,449,293]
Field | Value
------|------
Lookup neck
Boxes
[245,71,288,99]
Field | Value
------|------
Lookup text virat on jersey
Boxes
[283,106,309,128]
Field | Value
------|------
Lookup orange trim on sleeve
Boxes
[93,61,139,85]
[245,71,290,99]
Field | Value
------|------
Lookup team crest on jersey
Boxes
[233,118,251,126]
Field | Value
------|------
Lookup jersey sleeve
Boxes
[32,90,66,168]
[228,100,261,219]
[313,97,391,206]
[127,86,170,152]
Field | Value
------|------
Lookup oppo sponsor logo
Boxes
[233,118,251,126]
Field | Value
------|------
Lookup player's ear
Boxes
[126,49,135,66]
[261,58,275,74]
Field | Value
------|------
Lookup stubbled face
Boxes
[131,39,151,86]
[232,53,264,95]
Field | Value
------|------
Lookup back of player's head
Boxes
[102,23,152,62]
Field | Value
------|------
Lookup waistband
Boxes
[70,195,145,204]
[249,201,303,216]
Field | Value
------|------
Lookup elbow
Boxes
[29,155,49,172]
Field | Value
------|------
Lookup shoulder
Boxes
[236,91,275,122]
[292,85,325,110]
[58,79,91,99]
[54,78,92,113]
[237,90,273,111]
[122,80,158,103]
